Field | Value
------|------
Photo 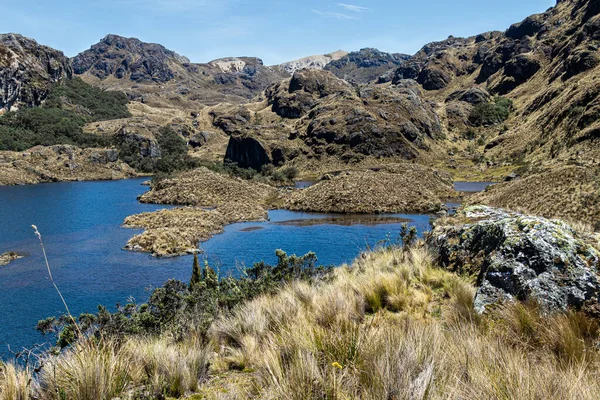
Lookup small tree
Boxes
[189,252,201,289]
[202,260,219,290]
[400,223,418,251]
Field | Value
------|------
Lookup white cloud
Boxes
[337,3,370,12]
[311,9,357,20]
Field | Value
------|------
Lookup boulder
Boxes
[428,206,600,314]
[288,69,353,97]
[506,15,544,39]
[417,67,452,90]
[446,88,491,105]
[563,48,600,80]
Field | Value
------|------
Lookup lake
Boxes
[0,178,433,357]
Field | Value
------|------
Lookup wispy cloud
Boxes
[311,9,357,20]
[337,3,369,12]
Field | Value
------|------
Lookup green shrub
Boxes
[0,78,129,151]
[38,250,333,347]
[469,97,514,127]
[117,126,197,173]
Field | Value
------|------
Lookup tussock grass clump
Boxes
[124,335,210,397]
[37,339,136,400]
[0,362,32,400]
[208,246,600,399]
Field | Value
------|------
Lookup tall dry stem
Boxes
[31,225,82,337]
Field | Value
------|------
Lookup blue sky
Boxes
[5,0,556,65]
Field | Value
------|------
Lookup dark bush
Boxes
[38,250,333,347]
[469,97,514,127]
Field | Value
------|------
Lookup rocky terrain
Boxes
[73,34,288,107]
[215,68,446,173]
[324,48,410,83]
[286,164,456,214]
[0,145,136,185]
[390,0,600,171]
[277,50,347,74]
[429,205,600,315]
[0,34,72,112]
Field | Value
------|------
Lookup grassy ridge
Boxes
[2,245,600,399]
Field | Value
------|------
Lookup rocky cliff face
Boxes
[325,48,410,83]
[0,34,72,112]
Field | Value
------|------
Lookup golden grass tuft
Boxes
[37,339,136,400]
[0,362,32,400]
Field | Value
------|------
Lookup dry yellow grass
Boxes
[286,165,457,214]
[471,165,600,226]
[3,246,600,399]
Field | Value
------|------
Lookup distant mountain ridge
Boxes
[325,48,411,83]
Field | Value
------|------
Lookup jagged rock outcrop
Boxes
[428,206,600,315]
[225,135,272,170]
[0,34,72,112]
[114,125,161,159]
[324,48,410,83]
[277,50,347,74]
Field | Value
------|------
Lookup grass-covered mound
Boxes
[470,165,600,228]
[3,245,600,399]
[286,165,457,214]
[0,78,130,152]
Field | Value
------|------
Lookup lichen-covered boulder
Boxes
[428,206,600,314]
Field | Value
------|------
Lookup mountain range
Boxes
[1,0,599,224]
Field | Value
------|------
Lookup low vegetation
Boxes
[469,96,514,126]
[0,78,130,152]
[3,243,600,399]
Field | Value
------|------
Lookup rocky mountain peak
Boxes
[72,34,189,83]
[0,33,72,112]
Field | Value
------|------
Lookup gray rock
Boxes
[428,206,600,314]
[0,34,72,111]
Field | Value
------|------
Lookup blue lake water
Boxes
[0,178,433,358]
[454,181,497,193]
